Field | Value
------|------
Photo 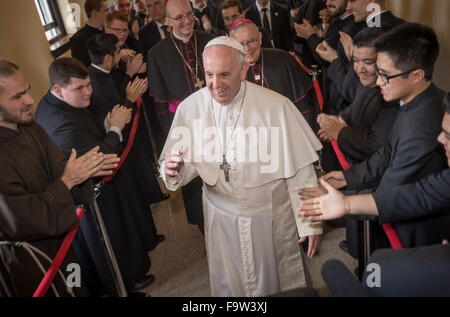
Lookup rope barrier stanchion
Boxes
[33,208,85,297]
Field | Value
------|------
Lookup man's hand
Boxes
[319,8,331,24]
[290,8,300,18]
[120,49,136,63]
[339,31,354,62]
[164,148,185,177]
[201,15,212,33]
[316,41,339,63]
[317,128,333,142]
[126,77,148,103]
[294,19,316,40]
[61,146,104,190]
[107,105,132,130]
[317,113,347,140]
[137,62,147,74]
[299,234,321,258]
[92,154,121,178]
[321,171,347,189]
[299,179,349,222]
[126,53,144,77]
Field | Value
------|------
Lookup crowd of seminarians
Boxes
[0,0,449,297]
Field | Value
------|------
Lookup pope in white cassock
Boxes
[159,36,323,297]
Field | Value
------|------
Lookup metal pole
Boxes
[90,195,128,297]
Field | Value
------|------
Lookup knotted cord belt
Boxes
[294,55,404,250]
[32,97,143,297]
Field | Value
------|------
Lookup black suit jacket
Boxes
[343,84,447,247]
[245,2,293,51]
[34,91,121,156]
[139,20,163,59]
[337,87,399,164]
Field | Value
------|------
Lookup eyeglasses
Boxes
[167,11,195,23]
[108,27,130,34]
[375,65,417,84]
[239,38,259,47]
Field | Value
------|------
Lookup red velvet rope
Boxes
[33,208,85,297]
[294,55,404,250]
[102,96,142,184]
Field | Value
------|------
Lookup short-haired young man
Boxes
[71,0,109,67]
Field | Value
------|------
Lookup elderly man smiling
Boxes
[159,36,323,297]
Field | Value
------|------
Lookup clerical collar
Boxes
[366,10,388,25]
[91,63,111,74]
[256,1,271,12]
[50,90,67,103]
[193,3,207,12]
[86,22,103,31]
[340,12,353,20]
[173,31,193,43]
[155,20,164,28]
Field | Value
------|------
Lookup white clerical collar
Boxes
[366,10,387,24]
[51,90,67,103]
[173,31,193,43]
[91,63,111,74]
[340,12,353,20]
[256,1,271,13]
[193,3,207,12]
[86,22,103,31]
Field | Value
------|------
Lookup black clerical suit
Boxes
[337,87,399,165]
[193,4,222,35]
[71,24,103,67]
[335,85,399,258]
[35,91,160,295]
[245,48,317,130]
[139,20,167,59]
[0,122,91,297]
[292,0,326,66]
[325,12,405,115]
[245,1,294,51]
[343,84,447,248]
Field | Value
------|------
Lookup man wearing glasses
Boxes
[147,0,216,234]
[312,23,447,250]
[230,19,316,130]
[114,0,133,18]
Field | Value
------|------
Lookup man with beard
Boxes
[230,19,317,130]
[0,60,115,296]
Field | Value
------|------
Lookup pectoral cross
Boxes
[194,77,204,90]
[220,155,231,182]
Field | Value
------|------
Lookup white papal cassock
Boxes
[159,81,323,296]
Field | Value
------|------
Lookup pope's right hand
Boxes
[164,148,185,177]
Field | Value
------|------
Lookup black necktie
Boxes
[161,25,170,38]
[261,8,270,31]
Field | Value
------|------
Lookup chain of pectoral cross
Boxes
[170,32,204,90]
[211,83,247,182]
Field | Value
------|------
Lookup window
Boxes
[34,0,67,45]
